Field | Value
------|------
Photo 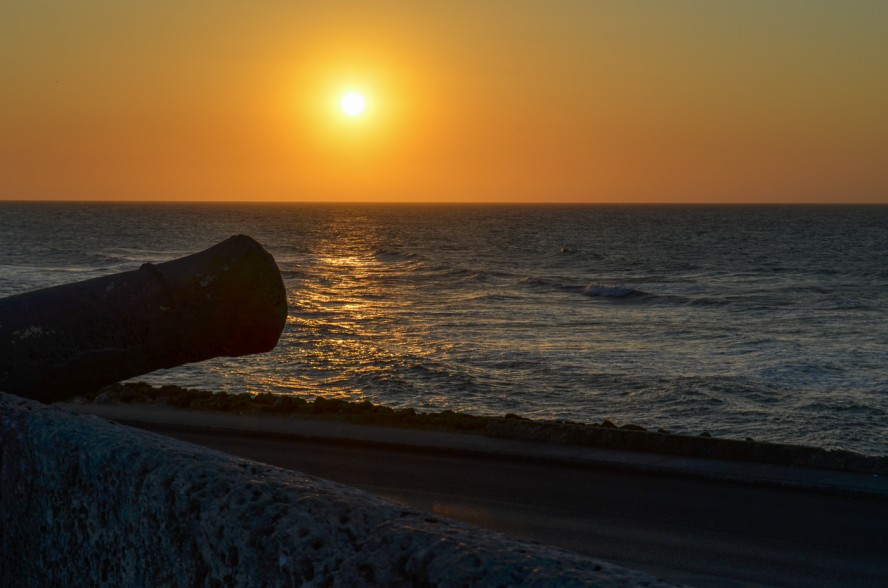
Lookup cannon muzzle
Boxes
[0,235,287,403]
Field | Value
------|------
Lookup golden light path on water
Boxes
[256,227,454,407]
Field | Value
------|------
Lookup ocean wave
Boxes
[96,248,178,264]
[4,263,110,276]
[582,284,649,299]
[91,254,132,264]
[520,276,585,293]
[372,247,426,266]
[460,272,492,283]
[686,296,733,307]
[519,277,655,300]
[429,265,520,284]
[799,400,885,417]
[521,276,557,288]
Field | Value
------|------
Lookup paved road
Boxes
[145,425,887,588]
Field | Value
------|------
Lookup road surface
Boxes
[140,424,888,588]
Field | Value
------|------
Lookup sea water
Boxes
[1,202,886,455]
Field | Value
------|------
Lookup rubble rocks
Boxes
[79,382,888,475]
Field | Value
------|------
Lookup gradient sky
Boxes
[2,1,887,203]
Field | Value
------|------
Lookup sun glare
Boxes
[340,91,366,117]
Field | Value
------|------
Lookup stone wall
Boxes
[0,392,678,587]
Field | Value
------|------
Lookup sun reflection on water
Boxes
[275,223,431,403]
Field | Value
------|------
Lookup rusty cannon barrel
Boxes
[0,235,287,403]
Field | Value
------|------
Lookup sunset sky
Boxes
[2,1,886,203]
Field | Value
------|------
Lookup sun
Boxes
[339,91,366,117]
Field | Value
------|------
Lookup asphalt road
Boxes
[141,424,888,588]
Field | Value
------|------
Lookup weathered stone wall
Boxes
[0,392,678,587]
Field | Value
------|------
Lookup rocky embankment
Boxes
[81,382,888,475]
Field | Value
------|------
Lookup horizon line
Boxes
[1,198,886,206]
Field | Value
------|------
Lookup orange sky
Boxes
[2,1,887,203]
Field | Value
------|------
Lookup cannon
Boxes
[0,235,287,403]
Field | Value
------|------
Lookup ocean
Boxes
[1,202,886,456]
